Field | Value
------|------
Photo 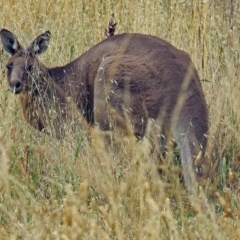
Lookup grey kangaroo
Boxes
[0,29,209,193]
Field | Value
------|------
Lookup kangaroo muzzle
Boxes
[9,79,22,94]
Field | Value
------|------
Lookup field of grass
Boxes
[0,0,240,239]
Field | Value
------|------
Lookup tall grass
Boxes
[0,0,240,239]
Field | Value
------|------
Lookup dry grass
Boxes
[1,0,240,239]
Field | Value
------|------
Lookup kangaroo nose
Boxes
[9,80,22,94]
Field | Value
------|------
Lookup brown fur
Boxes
[0,29,209,193]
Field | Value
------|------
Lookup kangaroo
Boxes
[0,29,209,193]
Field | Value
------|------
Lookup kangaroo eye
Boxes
[6,63,13,71]
[25,66,33,73]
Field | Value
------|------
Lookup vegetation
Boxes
[0,0,240,239]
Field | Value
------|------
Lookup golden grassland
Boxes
[0,0,240,239]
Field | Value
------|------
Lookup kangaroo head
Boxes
[0,29,51,94]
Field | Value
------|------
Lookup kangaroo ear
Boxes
[29,31,51,56]
[0,29,22,55]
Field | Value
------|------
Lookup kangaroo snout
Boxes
[9,79,22,94]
